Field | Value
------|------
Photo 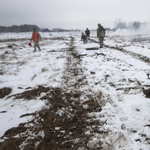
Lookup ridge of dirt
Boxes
[8,86,50,100]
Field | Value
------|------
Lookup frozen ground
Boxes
[0,30,150,149]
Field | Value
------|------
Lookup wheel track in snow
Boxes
[60,36,106,149]
[62,37,147,150]
[89,38,150,92]
[88,38,150,149]
[89,38,150,65]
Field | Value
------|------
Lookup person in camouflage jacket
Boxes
[81,32,87,44]
[97,23,105,48]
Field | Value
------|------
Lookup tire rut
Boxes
[89,38,150,65]
[59,37,104,149]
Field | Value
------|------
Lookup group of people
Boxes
[30,23,105,52]
[81,28,90,44]
[81,23,105,48]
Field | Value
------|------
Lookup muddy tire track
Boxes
[89,38,150,65]
[59,37,104,149]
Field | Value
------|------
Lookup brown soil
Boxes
[0,86,102,150]
[8,86,50,100]
[143,88,150,98]
[0,87,12,98]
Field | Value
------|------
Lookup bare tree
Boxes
[114,19,127,29]
[129,21,141,30]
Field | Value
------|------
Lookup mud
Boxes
[143,88,150,98]
[0,87,102,150]
[8,86,50,100]
[0,87,12,98]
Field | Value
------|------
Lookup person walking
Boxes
[30,28,42,52]
[81,32,87,44]
[97,24,105,48]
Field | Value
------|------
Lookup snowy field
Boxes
[0,30,150,149]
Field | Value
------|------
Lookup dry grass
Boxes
[31,73,37,81]
[41,68,48,73]
[131,35,150,43]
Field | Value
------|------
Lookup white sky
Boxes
[0,0,150,30]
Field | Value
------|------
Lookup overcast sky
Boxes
[0,0,150,30]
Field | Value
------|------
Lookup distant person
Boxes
[85,28,90,43]
[30,28,42,52]
[85,28,90,37]
[97,23,105,48]
[81,32,87,44]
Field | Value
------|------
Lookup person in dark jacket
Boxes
[85,28,90,37]
[81,32,87,44]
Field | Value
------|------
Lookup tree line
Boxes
[0,24,51,33]
[0,24,83,33]
[113,19,146,30]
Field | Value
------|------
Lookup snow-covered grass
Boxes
[0,31,150,149]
